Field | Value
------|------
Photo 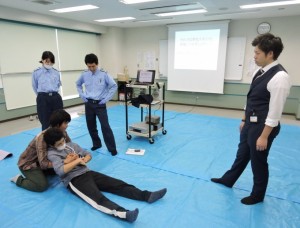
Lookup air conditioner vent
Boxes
[31,0,58,5]
[139,2,205,13]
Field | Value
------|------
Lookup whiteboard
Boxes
[159,36,246,81]
[57,30,99,71]
[0,21,101,110]
[56,30,100,100]
[225,37,246,80]
[2,73,36,110]
[60,71,82,99]
[0,21,57,74]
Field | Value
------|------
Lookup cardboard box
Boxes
[117,73,130,81]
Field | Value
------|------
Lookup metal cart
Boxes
[124,82,167,144]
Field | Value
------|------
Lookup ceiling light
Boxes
[135,18,173,22]
[120,0,159,4]
[240,0,300,9]
[155,9,207,17]
[95,17,135,22]
[50,5,99,13]
[205,9,260,17]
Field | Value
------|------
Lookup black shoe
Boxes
[211,178,232,188]
[110,150,118,156]
[241,196,263,205]
[91,145,102,151]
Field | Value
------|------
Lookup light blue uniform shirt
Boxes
[32,66,61,95]
[76,68,117,103]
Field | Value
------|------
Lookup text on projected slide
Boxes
[174,29,220,70]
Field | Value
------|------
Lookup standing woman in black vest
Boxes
[32,51,63,130]
[211,33,291,205]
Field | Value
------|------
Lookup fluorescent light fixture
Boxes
[95,17,135,22]
[120,0,159,4]
[205,10,259,17]
[50,5,99,13]
[135,18,173,22]
[240,0,300,9]
[155,9,207,17]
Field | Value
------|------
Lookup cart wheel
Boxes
[149,138,155,144]
[162,130,167,135]
[126,134,132,140]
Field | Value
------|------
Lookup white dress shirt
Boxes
[258,61,291,127]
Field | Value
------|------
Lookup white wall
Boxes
[124,26,167,78]
[99,27,126,78]
[229,16,300,85]
[99,15,300,86]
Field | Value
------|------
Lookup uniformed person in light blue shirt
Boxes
[32,51,63,130]
[76,53,118,156]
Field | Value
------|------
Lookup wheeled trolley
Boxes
[124,82,167,144]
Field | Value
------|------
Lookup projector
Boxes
[129,122,153,133]
[145,115,160,125]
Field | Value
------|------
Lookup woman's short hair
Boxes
[39,51,55,64]
[44,128,64,146]
[49,109,71,127]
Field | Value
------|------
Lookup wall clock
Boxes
[257,22,271,34]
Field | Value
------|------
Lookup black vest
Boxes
[245,64,287,123]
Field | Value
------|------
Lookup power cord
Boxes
[164,97,198,122]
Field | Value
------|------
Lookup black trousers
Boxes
[68,171,150,219]
[85,102,116,152]
[220,123,280,200]
[36,92,63,130]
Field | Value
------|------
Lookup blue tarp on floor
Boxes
[0,105,300,227]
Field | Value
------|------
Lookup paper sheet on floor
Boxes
[0,149,13,160]
[126,148,145,155]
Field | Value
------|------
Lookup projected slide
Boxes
[167,21,229,94]
[174,29,220,70]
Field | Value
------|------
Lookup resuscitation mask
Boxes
[44,64,53,70]
[56,142,66,151]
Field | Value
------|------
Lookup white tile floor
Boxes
[0,101,299,137]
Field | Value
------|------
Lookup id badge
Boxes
[250,116,258,123]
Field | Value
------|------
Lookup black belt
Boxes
[87,99,100,104]
[38,92,58,96]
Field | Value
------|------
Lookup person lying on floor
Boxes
[43,127,167,223]
[10,109,71,192]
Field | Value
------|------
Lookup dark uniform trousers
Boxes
[220,122,280,200]
[85,101,116,152]
[37,92,63,130]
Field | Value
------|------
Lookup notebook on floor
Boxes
[133,70,155,85]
